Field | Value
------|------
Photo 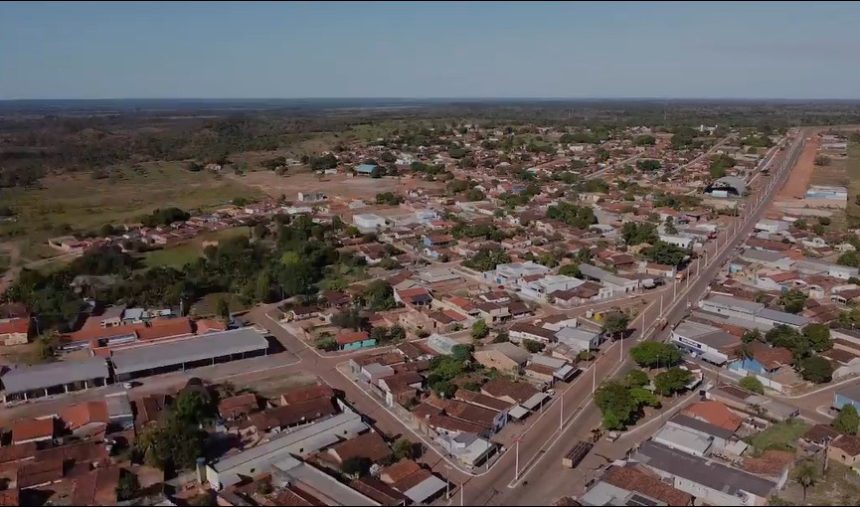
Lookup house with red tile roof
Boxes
[0,317,30,346]
[336,330,375,351]
[60,400,109,436]
[12,417,55,445]
[682,401,743,432]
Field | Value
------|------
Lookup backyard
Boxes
[746,420,810,454]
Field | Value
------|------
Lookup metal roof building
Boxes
[110,328,269,380]
[2,358,109,404]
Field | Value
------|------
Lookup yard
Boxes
[777,461,860,506]
[0,162,262,264]
[746,420,810,454]
[142,226,251,269]
[189,292,250,317]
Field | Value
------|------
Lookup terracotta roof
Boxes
[741,450,794,477]
[481,379,538,403]
[0,443,35,465]
[273,489,315,506]
[280,384,334,405]
[802,424,841,444]
[12,418,54,443]
[446,296,476,312]
[0,317,29,335]
[832,434,860,456]
[65,322,144,343]
[603,466,693,506]
[682,401,743,432]
[455,389,513,411]
[218,393,259,419]
[195,318,227,333]
[34,441,109,466]
[249,398,336,431]
[71,466,120,506]
[329,431,392,464]
[379,459,422,486]
[351,476,410,506]
[0,489,18,506]
[336,330,370,345]
[134,394,167,427]
[748,342,794,370]
[17,458,64,489]
[60,401,109,431]
[136,317,194,341]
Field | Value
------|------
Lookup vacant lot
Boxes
[746,420,809,453]
[143,226,250,269]
[233,169,445,203]
[779,461,860,506]
[0,162,261,263]
[847,142,860,228]
[778,135,819,201]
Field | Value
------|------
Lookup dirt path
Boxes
[0,243,21,293]
[777,132,820,200]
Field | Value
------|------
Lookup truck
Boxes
[562,441,594,469]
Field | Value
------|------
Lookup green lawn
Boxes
[190,292,249,317]
[746,420,810,453]
[143,244,202,269]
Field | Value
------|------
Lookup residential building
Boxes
[0,316,30,346]
[670,319,740,365]
[473,342,529,374]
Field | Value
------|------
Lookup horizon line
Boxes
[3,96,860,102]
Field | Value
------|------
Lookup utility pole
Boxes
[514,437,521,482]
[592,363,597,394]
[461,482,464,507]
[560,392,564,431]
[659,294,663,316]
[445,465,451,499]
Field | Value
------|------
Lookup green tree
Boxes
[523,339,545,353]
[216,297,231,323]
[629,342,682,369]
[392,438,415,461]
[173,390,213,426]
[643,241,688,267]
[601,311,630,340]
[116,470,141,501]
[558,263,581,278]
[451,344,474,363]
[363,280,396,310]
[342,456,372,477]
[621,222,658,246]
[833,404,860,435]
[463,245,512,272]
[471,319,490,340]
[633,135,656,146]
[798,355,834,383]
[594,382,638,430]
[838,251,860,267]
[625,369,650,388]
[779,289,807,314]
[739,375,765,394]
[803,324,833,353]
[654,367,693,396]
[636,159,661,171]
[794,460,818,503]
[315,336,338,351]
[493,330,510,343]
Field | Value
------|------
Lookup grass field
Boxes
[142,226,251,269]
[746,420,809,453]
[189,291,249,317]
[0,162,262,263]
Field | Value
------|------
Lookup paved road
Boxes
[453,128,808,505]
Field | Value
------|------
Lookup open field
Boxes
[142,226,250,269]
[847,142,860,228]
[0,162,262,264]
[232,170,445,203]
[778,462,860,506]
[777,134,819,201]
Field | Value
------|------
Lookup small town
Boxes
[3,2,860,506]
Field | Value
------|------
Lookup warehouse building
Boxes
[2,358,109,404]
[110,328,269,381]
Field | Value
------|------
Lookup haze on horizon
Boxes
[2,1,859,101]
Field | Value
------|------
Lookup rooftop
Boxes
[2,358,109,395]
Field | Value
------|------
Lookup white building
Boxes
[659,234,695,250]
[352,213,388,232]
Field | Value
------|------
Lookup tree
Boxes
[803,324,833,353]
[833,404,860,435]
[216,297,230,323]
[654,367,693,396]
[523,339,545,353]
[545,202,597,229]
[636,159,661,171]
[594,382,638,430]
[558,263,581,278]
[742,329,762,344]
[393,438,415,461]
[708,154,736,179]
[794,460,819,503]
[838,251,860,267]
[471,319,489,340]
[342,456,372,478]
[798,355,833,384]
[625,369,650,388]
[621,222,658,246]
[739,375,765,394]
[315,336,338,351]
[664,216,678,235]
[331,307,366,330]
[642,241,688,267]
[493,330,510,343]
[362,280,396,310]
[116,470,141,501]
[779,289,807,314]
[173,390,213,426]
[814,155,831,166]
[633,135,656,146]
[463,245,511,272]
[451,344,473,363]
[601,311,630,340]
[629,342,681,369]
[134,414,205,471]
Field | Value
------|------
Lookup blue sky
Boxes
[2,1,859,99]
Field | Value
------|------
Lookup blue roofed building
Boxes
[834,384,860,411]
